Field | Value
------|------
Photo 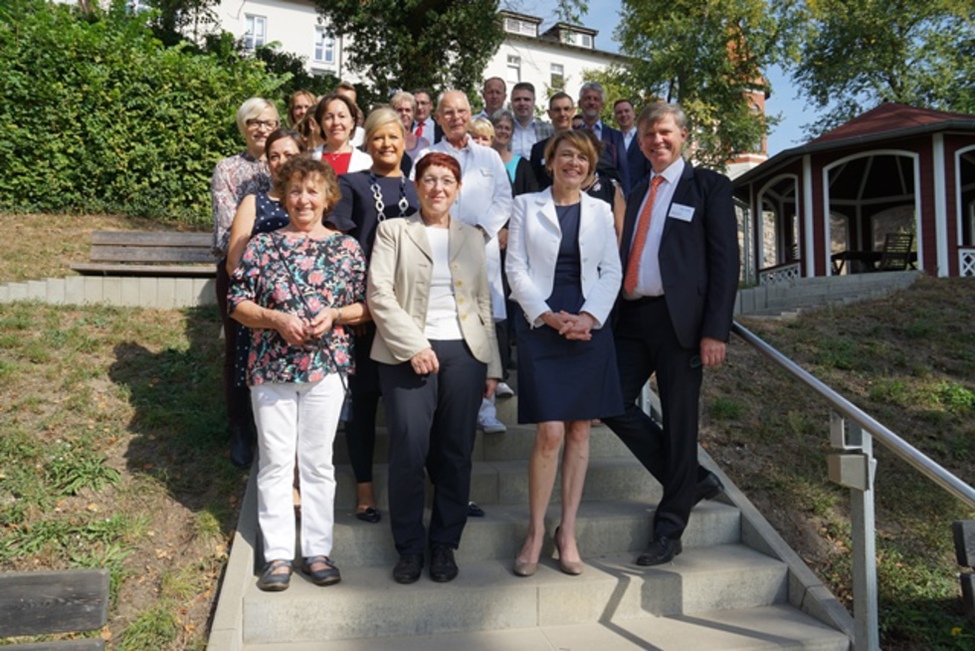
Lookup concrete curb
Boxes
[207,471,258,651]
[0,276,216,309]
[699,449,855,641]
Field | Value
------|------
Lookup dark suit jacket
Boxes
[529,137,550,190]
[619,161,739,349]
[624,135,652,195]
[598,124,630,198]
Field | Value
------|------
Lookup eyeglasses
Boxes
[246,118,280,130]
[419,176,458,188]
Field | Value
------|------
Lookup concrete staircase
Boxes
[734,270,922,319]
[209,395,853,650]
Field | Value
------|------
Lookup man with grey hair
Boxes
[602,101,738,567]
[579,81,629,193]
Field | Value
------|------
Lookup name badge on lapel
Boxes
[668,203,695,222]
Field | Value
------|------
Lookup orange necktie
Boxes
[623,175,665,295]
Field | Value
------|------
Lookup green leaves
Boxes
[312,0,505,99]
[0,1,284,225]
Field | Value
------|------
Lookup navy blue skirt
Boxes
[515,282,623,423]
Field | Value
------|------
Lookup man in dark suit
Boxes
[579,82,630,194]
[529,92,575,188]
[614,98,652,194]
[603,101,739,566]
[411,89,443,144]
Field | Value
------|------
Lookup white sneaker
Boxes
[478,397,507,434]
[495,382,515,398]
[478,413,507,434]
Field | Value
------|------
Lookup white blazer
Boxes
[506,189,622,328]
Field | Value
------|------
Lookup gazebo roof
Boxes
[733,103,975,188]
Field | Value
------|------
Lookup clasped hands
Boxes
[541,310,595,341]
[276,308,339,347]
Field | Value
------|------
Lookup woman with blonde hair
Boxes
[328,107,420,524]
[211,97,279,468]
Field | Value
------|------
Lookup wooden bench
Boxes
[70,231,216,277]
[0,569,109,650]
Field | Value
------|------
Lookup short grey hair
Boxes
[489,109,516,128]
[235,97,278,136]
[578,81,605,102]
[637,101,688,132]
[437,89,470,112]
[389,91,416,113]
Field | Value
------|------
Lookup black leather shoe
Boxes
[229,426,254,469]
[429,545,459,583]
[302,555,341,586]
[393,554,423,584]
[694,471,725,505]
[256,559,292,591]
[636,536,682,566]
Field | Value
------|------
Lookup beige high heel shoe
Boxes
[554,526,583,575]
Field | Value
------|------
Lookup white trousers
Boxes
[251,374,343,561]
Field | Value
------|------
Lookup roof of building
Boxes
[734,102,975,187]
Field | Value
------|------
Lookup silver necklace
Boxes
[369,172,410,221]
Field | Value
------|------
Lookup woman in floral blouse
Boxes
[230,155,369,592]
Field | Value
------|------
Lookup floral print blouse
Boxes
[229,231,367,386]
[211,152,271,258]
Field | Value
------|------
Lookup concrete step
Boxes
[326,499,740,567]
[332,421,635,466]
[245,604,850,650]
[240,544,787,645]
[333,455,662,510]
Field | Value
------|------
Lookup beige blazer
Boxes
[367,214,503,379]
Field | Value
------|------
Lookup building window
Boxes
[563,31,593,49]
[314,27,335,65]
[550,63,565,90]
[244,15,267,51]
[504,17,537,37]
[507,55,521,84]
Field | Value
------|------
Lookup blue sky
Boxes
[513,1,821,156]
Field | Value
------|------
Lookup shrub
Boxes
[0,0,284,225]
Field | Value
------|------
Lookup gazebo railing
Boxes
[959,248,975,277]
[758,260,801,286]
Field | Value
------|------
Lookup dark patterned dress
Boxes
[233,193,291,387]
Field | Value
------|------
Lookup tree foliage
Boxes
[0,0,282,223]
[311,0,506,99]
[616,0,796,169]
[792,0,975,135]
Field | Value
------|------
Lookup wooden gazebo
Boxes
[732,103,975,284]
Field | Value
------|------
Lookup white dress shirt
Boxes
[512,119,539,159]
[628,157,685,298]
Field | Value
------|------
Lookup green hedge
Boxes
[0,1,284,225]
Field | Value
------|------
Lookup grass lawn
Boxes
[2,213,974,648]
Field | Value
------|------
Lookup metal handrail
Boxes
[732,321,975,509]
[732,319,975,650]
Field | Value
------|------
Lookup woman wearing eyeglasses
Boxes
[367,152,502,585]
[211,97,279,469]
